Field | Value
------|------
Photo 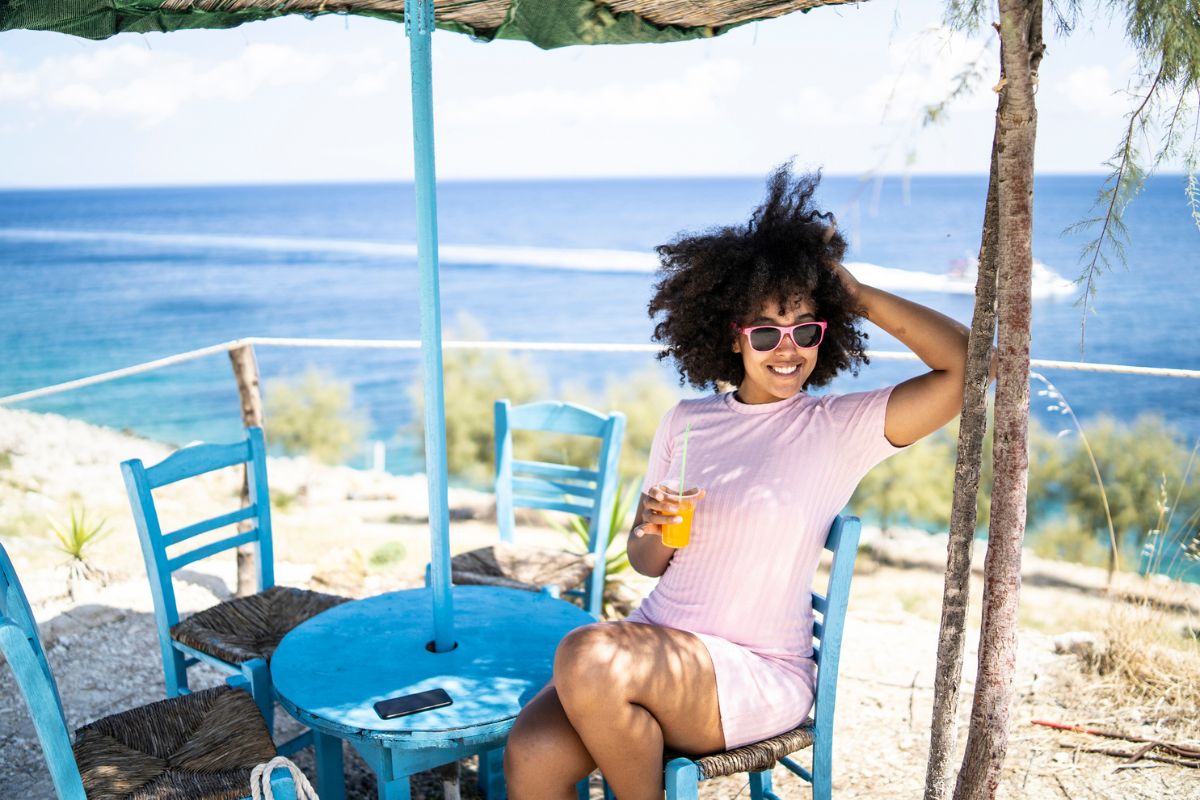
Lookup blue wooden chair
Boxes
[0,543,302,800]
[120,426,346,745]
[450,399,626,620]
[655,515,863,800]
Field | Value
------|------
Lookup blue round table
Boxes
[271,585,593,800]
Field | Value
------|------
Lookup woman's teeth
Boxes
[769,365,798,375]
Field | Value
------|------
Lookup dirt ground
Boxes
[4,550,1198,800]
[2,408,1198,799]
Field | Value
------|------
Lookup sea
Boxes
[1,174,1198,479]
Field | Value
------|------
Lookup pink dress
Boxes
[626,386,903,749]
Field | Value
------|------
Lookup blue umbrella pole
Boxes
[407,0,455,653]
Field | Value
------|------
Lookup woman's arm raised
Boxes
[834,264,974,447]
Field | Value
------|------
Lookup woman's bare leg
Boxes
[505,682,595,800]
[553,621,725,800]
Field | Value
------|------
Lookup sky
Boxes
[0,0,1167,188]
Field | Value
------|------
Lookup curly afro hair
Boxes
[648,165,869,392]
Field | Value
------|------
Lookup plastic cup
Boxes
[659,481,702,548]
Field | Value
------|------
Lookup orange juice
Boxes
[660,490,700,548]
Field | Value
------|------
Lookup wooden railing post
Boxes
[229,343,264,598]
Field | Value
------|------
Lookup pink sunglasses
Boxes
[734,320,827,351]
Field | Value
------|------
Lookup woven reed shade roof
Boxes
[1,0,860,48]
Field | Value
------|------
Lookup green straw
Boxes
[678,423,692,495]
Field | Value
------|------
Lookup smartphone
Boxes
[373,687,453,720]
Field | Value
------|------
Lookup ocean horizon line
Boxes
[0,170,1162,194]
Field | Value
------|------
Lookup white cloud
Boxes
[1062,64,1133,117]
[342,52,402,97]
[778,86,844,125]
[440,59,748,125]
[0,44,396,125]
[860,26,996,125]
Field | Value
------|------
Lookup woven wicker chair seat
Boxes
[73,685,276,800]
[691,720,815,779]
[170,585,347,665]
[451,542,595,593]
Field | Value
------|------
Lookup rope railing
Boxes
[1,336,1197,406]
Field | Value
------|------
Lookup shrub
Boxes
[270,488,298,513]
[600,370,682,483]
[265,368,366,465]
[1030,514,1110,567]
[410,315,547,483]
[851,427,957,533]
[1056,415,1200,571]
[369,541,408,568]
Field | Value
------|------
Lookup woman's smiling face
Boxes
[733,297,821,404]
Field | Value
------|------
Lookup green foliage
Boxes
[418,315,680,485]
[49,506,108,563]
[0,450,12,471]
[1065,0,1200,344]
[270,488,298,513]
[368,541,408,568]
[265,367,366,465]
[852,428,957,533]
[411,315,546,484]
[939,0,1200,348]
[1031,515,1111,567]
[557,369,680,483]
[1056,415,1197,555]
[0,512,42,539]
[600,371,681,483]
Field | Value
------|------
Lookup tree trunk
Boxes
[952,2,1043,799]
[229,343,265,598]
[923,98,1003,800]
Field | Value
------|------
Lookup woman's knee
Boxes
[554,623,630,707]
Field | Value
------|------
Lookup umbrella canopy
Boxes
[0,0,853,48]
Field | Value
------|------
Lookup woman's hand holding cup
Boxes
[635,482,706,547]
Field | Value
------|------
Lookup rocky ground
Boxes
[2,407,1198,799]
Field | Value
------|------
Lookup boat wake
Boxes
[0,228,1079,298]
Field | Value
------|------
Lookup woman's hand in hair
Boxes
[829,260,863,304]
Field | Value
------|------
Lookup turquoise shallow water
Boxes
[1,175,1197,473]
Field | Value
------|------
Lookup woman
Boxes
[504,166,970,799]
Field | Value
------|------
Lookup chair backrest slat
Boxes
[511,460,600,484]
[495,399,626,618]
[811,592,827,616]
[144,439,253,489]
[810,515,861,735]
[166,529,260,572]
[161,506,258,547]
[0,546,87,799]
[511,476,597,503]
[506,401,613,437]
[510,496,595,518]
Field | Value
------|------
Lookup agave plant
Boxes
[49,505,110,597]
[549,478,641,618]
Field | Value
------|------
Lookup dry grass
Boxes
[1079,594,1200,739]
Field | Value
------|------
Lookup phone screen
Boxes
[373,687,454,719]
